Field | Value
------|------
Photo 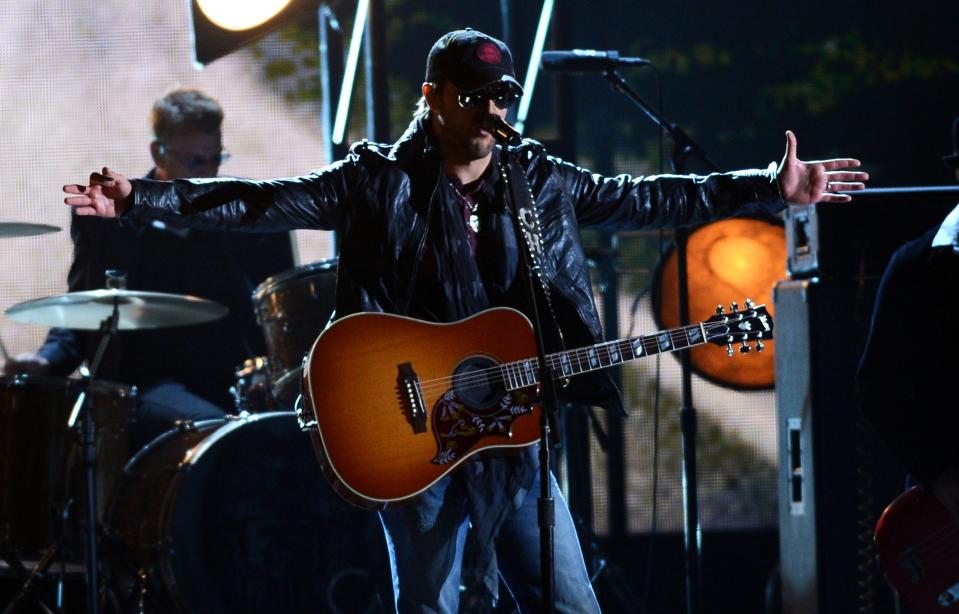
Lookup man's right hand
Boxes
[63,167,132,218]
[4,352,51,375]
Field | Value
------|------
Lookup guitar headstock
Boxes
[703,299,774,356]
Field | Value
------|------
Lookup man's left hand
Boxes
[776,130,868,204]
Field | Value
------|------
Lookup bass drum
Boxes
[104,412,391,614]
[253,259,337,407]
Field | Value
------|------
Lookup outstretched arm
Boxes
[776,130,868,204]
[561,130,869,230]
[64,160,358,232]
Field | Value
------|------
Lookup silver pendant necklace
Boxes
[450,181,481,233]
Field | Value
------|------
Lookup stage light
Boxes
[196,0,293,31]
[514,0,554,134]
[654,217,786,389]
[332,0,368,144]
[189,0,320,68]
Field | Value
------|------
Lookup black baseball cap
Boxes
[425,28,523,94]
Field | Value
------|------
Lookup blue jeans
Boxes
[379,468,600,613]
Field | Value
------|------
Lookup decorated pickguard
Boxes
[430,389,534,464]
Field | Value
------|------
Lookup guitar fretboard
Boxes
[498,322,709,391]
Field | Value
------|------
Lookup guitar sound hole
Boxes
[452,356,504,411]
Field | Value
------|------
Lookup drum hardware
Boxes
[3,293,118,614]
[1,535,68,614]
[230,356,278,414]
[2,271,228,614]
[76,271,123,614]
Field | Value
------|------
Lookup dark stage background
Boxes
[2,0,957,612]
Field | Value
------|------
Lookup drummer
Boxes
[5,88,294,445]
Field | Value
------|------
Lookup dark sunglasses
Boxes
[159,144,231,170]
[457,84,521,110]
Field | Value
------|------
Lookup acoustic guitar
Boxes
[875,486,959,612]
[298,301,773,509]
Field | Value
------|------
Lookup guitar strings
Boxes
[414,325,700,393]
[907,528,959,569]
[412,320,755,394]
[903,521,959,559]
[414,320,743,393]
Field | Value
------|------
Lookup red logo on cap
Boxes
[476,42,502,65]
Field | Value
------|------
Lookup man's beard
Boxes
[465,136,495,160]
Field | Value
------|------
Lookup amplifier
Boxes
[785,186,959,279]
[775,278,904,614]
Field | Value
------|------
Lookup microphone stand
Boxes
[499,145,561,613]
[600,68,720,614]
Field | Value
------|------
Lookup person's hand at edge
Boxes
[63,167,132,218]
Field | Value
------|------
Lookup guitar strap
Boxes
[498,151,567,353]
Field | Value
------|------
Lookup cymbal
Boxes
[0,220,60,238]
[6,289,229,330]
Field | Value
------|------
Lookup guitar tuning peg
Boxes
[730,302,739,313]
[739,341,752,354]
[726,342,735,357]
[756,339,765,352]
[715,305,724,315]
[744,298,755,310]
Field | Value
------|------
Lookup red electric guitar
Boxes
[298,301,773,509]
[875,486,959,612]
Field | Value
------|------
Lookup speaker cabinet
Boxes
[774,279,903,614]
[776,187,959,612]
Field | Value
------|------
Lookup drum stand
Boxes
[2,299,119,614]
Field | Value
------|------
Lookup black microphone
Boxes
[482,114,522,146]
[540,49,651,73]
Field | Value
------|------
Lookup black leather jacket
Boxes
[128,117,784,411]
[40,169,293,410]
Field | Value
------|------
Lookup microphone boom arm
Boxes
[601,69,719,173]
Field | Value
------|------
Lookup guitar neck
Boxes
[499,322,708,391]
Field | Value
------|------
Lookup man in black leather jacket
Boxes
[64,29,866,613]
[11,89,293,446]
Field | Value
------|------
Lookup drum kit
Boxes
[0,221,389,613]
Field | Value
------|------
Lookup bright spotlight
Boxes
[189,0,320,68]
[196,0,294,32]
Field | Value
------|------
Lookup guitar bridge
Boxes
[398,362,427,434]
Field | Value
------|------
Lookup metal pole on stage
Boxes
[318,4,347,252]
[363,0,389,143]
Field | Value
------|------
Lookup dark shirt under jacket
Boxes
[38,169,295,411]
[859,222,959,485]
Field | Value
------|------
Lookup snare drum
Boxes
[0,375,136,555]
[104,411,390,613]
[252,259,337,406]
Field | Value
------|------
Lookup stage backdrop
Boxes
[3,0,957,555]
